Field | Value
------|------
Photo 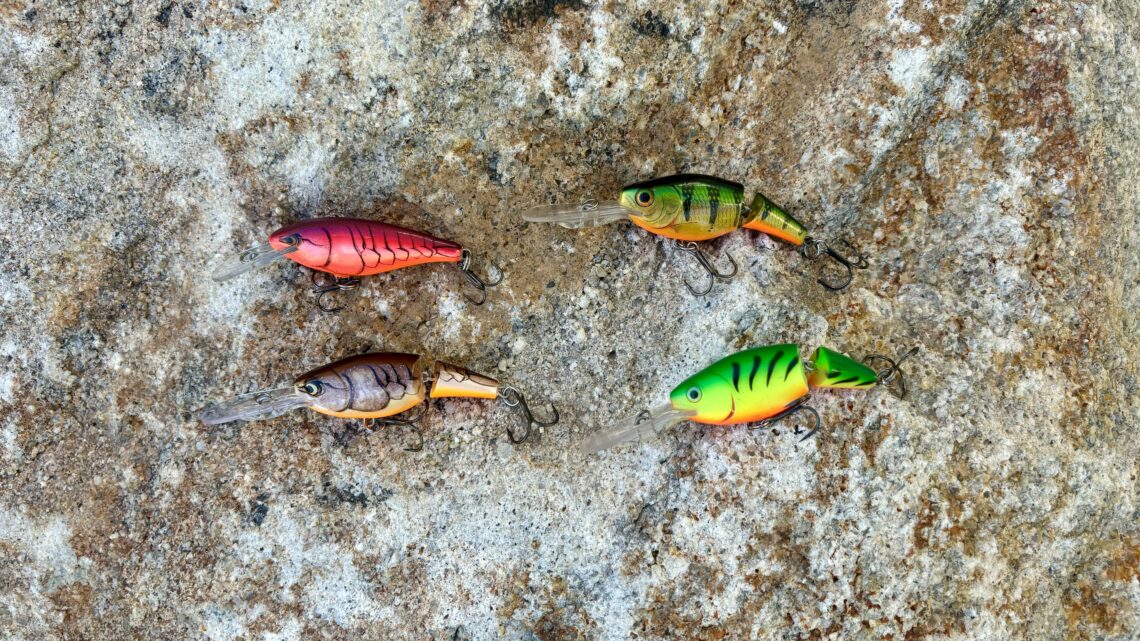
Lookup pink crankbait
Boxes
[212,217,501,311]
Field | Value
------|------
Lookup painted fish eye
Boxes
[636,190,654,207]
[686,387,702,402]
[301,381,324,396]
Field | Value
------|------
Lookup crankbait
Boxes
[211,217,501,311]
[580,343,917,453]
[523,174,868,294]
[198,352,558,449]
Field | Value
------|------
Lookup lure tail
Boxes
[211,236,300,282]
[522,201,630,229]
[579,404,695,454]
[197,387,312,425]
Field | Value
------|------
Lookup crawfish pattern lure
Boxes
[212,217,500,310]
[580,343,916,454]
[197,352,557,449]
[523,174,867,294]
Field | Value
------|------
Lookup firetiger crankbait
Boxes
[523,174,868,294]
[211,217,501,311]
[580,343,916,453]
[197,352,558,449]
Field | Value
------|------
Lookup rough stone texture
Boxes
[1,0,1138,638]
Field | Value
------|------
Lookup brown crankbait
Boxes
[197,353,558,449]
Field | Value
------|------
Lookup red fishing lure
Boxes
[212,217,499,310]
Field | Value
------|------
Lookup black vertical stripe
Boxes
[708,188,719,226]
[731,362,741,392]
[682,186,692,221]
[784,355,800,381]
[766,350,783,386]
[748,355,761,390]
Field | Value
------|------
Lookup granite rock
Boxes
[1,0,1138,639]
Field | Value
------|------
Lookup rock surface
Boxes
[2,0,1138,638]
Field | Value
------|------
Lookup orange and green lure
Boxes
[523,174,868,294]
[580,344,916,454]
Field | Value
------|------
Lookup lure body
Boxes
[619,174,748,241]
[668,344,810,426]
[269,217,463,279]
[296,353,427,419]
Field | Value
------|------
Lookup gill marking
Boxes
[724,395,736,422]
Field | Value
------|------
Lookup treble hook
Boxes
[671,240,739,296]
[310,272,361,313]
[362,403,429,452]
[749,396,823,442]
[800,238,868,291]
[862,346,919,399]
[499,386,559,444]
[456,249,503,305]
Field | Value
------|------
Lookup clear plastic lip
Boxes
[210,236,300,282]
[521,200,629,229]
[578,404,696,454]
[197,386,311,425]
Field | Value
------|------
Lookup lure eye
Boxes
[301,381,324,397]
[686,387,702,402]
[636,190,654,207]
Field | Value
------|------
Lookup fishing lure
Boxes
[579,343,916,453]
[211,217,501,311]
[198,352,558,449]
[523,174,868,294]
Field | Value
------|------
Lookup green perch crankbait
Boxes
[523,173,868,294]
[580,343,917,453]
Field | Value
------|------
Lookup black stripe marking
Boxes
[708,189,719,226]
[766,350,783,386]
[731,362,741,392]
[785,355,799,381]
[366,365,387,387]
[827,370,842,379]
[682,186,692,221]
[748,355,761,390]
[833,376,861,385]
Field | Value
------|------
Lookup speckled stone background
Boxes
[1,0,1138,638]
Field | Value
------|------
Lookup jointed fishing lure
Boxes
[212,217,501,311]
[198,352,558,449]
[580,343,916,453]
[524,174,868,294]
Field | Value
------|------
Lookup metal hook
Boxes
[499,386,559,444]
[362,403,429,452]
[749,396,823,442]
[800,238,868,291]
[456,249,503,305]
[862,346,919,399]
[310,272,361,313]
[671,240,739,296]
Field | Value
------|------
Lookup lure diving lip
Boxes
[579,344,917,454]
[197,352,558,449]
[211,217,501,311]
[522,173,869,294]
